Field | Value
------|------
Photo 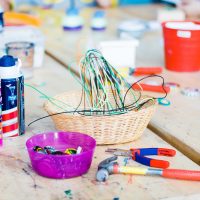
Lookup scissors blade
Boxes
[105,148,132,157]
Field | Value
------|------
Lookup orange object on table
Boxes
[133,83,170,93]
[4,12,41,27]
[132,67,163,76]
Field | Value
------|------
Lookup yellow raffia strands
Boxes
[111,0,119,7]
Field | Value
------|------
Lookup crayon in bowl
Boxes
[33,145,82,155]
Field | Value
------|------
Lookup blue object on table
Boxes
[118,19,148,39]
[94,10,105,18]
[120,0,160,5]
[91,10,107,31]
[62,0,84,31]
[158,98,171,106]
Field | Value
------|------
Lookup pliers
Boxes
[130,67,170,93]
[105,148,176,169]
[130,67,163,76]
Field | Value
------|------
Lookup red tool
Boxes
[130,67,170,93]
[97,156,200,182]
[106,148,176,169]
[132,83,170,93]
[132,67,163,76]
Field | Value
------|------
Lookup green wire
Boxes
[24,83,74,111]
[25,49,140,116]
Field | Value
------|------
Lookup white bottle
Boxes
[0,55,25,137]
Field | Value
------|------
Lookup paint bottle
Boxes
[91,10,107,31]
[0,6,4,33]
[0,55,25,137]
[62,0,83,31]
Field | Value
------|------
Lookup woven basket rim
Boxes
[44,91,157,118]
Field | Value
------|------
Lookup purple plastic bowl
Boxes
[26,132,96,179]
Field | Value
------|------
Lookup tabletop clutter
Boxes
[0,5,200,186]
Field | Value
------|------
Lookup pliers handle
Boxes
[132,83,171,94]
[131,148,176,169]
[131,67,163,76]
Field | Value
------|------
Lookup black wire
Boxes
[28,74,168,127]
[123,74,167,105]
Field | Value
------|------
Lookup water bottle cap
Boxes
[0,55,16,67]
[66,8,79,16]
[93,11,105,18]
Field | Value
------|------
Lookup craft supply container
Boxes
[44,91,157,145]
[162,21,200,72]
[26,131,96,179]
[6,42,34,79]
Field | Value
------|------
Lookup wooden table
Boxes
[36,5,200,165]
[1,5,200,200]
[1,56,200,200]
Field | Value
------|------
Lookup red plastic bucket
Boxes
[162,21,200,72]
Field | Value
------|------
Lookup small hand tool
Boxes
[130,67,163,76]
[96,156,200,182]
[106,148,176,169]
[132,83,170,93]
[130,67,170,93]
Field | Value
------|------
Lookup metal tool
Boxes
[130,67,163,76]
[129,67,170,93]
[106,148,176,169]
[132,83,170,93]
[96,156,200,182]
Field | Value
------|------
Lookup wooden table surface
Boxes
[1,56,200,200]
[36,5,200,165]
[1,5,200,200]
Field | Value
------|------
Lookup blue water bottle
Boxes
[0,55,25,137]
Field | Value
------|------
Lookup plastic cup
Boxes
[26,132,96,179]
[6,42,34,79]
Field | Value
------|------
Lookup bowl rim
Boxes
[26,131,96,158]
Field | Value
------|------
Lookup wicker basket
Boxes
[44,91,157,145]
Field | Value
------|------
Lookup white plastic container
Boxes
[99,40,139,70]
[0,26,45,68]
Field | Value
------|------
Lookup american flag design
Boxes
[1,76,25,137]
[0,87,2,145]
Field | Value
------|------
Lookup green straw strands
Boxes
[76,49,140,116]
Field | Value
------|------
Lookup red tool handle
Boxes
[134,67,163,76]
[162,169,200,181]
[150,158,170,169]
[132,83,170,93]
[157,148,176,157]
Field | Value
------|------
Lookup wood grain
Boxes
[38,5,200,164]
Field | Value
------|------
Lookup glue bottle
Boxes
[62,0,83,31]
[0,55,25,137]
[91,10,107,31]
